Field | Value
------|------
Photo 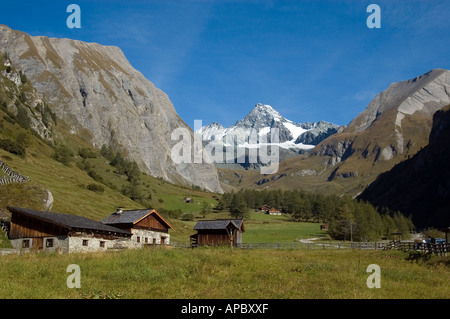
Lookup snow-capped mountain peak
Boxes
[196,103,342,155]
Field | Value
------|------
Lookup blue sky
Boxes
[1,0,449,128]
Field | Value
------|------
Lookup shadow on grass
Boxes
[405,250,450,268]
[405,251,431,263]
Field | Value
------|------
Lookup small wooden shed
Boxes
[190,219,245,247]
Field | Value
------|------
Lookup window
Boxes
[137,236,140,243]
[82,239,89,246]
[22,239,30,248]
[100,241,105,248]
[144,237,148,244]
[46,238,54,248]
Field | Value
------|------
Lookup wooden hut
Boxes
[101,208,173,246]
[190,219,245,247]
[7,206,131,253]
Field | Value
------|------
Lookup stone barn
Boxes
[101,208,173,246]
[7,206,131,253]
[190,219,245,247]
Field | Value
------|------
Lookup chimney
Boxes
[115,207,123,215]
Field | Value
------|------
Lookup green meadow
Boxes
[0,247,448,299]
[242,212,326,243]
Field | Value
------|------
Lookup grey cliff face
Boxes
[0,25,222,193]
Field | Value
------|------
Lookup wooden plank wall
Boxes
[9,213,67,239]
[197,230,234,246]
[134,213,168,232]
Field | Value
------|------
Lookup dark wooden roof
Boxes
[194,219,245,232]
[101,209,173,229]
[7,206,131,236]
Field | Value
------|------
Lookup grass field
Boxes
[243,212,326,243]
[167,210,326,244]
[0,247,448,299]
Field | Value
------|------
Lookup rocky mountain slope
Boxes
[219,69,450,196]
[358,105,450,229]
[312,69,450,168]
[0,25,222,193]
[196,103,342,168]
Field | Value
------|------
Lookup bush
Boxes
[0,138,26,156]
[16,131,33,148]
[79,147,97,159]
[121,180,144,201]
[181,213,195,221]
[52,143,74,166]
[15,106,31,129]
[158,208,182,219]
[86,183,105,193]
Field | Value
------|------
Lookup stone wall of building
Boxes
[10,236,69,253]
[131,229,170,246]
[8,230,170,253]
[10,233,130,253]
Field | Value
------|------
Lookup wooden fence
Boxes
[0,159,30,185]
[235,242,387,250]
[384,241,449,257]
[173,241,448,256]
[172,241,387,250]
